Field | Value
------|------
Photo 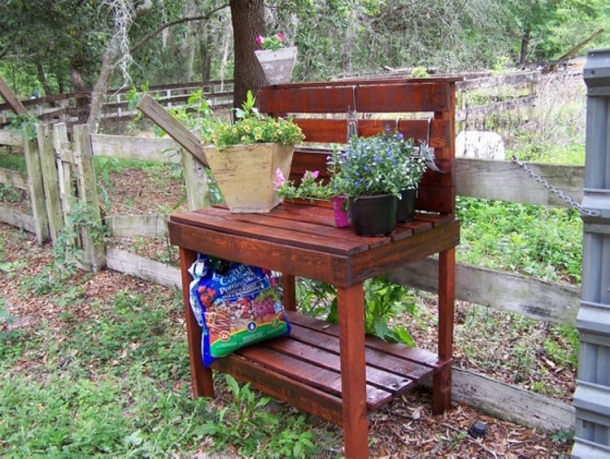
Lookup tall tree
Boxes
[229,0,266,109]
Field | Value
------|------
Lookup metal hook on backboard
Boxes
[419,117,443,173]
[346,86,359,140]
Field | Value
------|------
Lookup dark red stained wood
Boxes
[289,314,445,369]
[236,345,393,409]
[169,210,363,255]
[292,118,451,146]
[336,284,369,458]
[168,206,459,287]
[258,81,452,114]
[288,324,433,382]
[179,248,214,398]
[172,78,459,458]
[212,355,344,425]
[264,337,415,393]
[282,274,296,312]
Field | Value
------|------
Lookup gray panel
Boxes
[575,48,610,456]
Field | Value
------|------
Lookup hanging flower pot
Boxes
[255,47,298,85]
[396,188,417,222]
[348,194,397,236]
[331,195,350,228]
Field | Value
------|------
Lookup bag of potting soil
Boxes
[188,254,290,367]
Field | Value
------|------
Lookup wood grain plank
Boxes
[170,209,364,255]
[288,312,441,370]
[265,335,415,393]
[236,345,393,409]
[212,355,344,425]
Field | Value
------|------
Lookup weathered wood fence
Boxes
[0,71,579,433]
[0,79,234,127]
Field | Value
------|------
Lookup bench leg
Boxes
[282,274,297,312]
[179,247,215,398]
[337,284,368,458]
[433,247,455,414]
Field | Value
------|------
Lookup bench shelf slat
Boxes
[212,311,447,419]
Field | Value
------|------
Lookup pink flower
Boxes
[276,32,285,42]
[303,170,319,180]
[274,168,286,189]
[255,35,264,46]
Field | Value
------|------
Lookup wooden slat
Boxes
[259,86,358,114]
[0,129,23,146]
[0,204,36,233]
[264,337,414,393]
[167,219,353,286]
[136,94,208,167]
[289,313,443,369]
[258,80,452,114]
[91,133,181,163]
[0,76,27,115]
[288,323,434,382]
[237,344,394,409]
[170,206,373,255]
[356,82,450,113]
[294,118,451,146]
[0,167,28,190]
[212,355,344,425]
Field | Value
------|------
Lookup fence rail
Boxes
[0,80,235,126]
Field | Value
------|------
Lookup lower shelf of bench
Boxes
[211,311,450,426]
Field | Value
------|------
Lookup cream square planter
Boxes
[205,143,294,213]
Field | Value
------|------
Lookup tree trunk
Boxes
[87,35,120,134]
[229,0,266,110]
[518,27,531,67]
[35,62,53,97]
[70,66,91,124]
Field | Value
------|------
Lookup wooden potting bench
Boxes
[168,78,460,458]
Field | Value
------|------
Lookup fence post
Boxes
[72,124,106,272]
[182,148,210,210]
[36,123,64,242]
[573,48,610,458]
[23,134,50,243]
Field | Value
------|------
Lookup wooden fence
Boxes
[0,71,579,432]
[0,79,234,127]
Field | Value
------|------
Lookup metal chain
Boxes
[511,155,600,217]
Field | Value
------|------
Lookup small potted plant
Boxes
[328,128,426,236]
[274,168,350,227]
[254,32,297,85]
[203,90,305,213]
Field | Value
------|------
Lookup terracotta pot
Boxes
[205,143,294,213]
[348,194,397,236]
[397,188,417,222]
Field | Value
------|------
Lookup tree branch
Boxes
[129,3,230,55]
[0,34,17,60]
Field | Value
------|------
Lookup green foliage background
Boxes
[1,0,609,96]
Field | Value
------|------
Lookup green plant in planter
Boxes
[274,169,334,201]
[328,128,426,199]
[207,91,304,150]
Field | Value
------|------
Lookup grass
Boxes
[0,269,330,457]
[456,198,583,283]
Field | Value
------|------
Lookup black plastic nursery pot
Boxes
[348,194,397,236]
